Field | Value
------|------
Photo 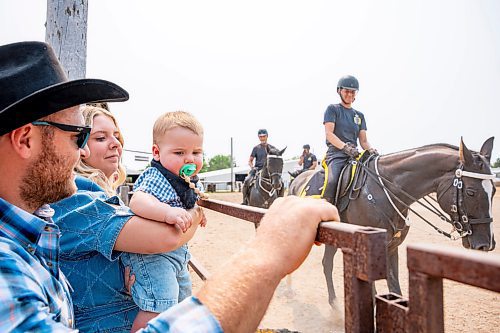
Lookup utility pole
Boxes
[45,0,88,79]
[230,137,234,192]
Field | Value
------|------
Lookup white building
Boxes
[198,158,323,191]
[121,149,324,191]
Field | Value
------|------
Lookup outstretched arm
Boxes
[196,196,339,332]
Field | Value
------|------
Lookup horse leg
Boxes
[386,246,402,295]
[323,245,338,305]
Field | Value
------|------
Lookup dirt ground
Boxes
[189,190,500,333]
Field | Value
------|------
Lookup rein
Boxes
[356,156,495,240]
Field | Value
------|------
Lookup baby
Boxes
[126,111,207,330]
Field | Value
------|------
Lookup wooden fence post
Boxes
[45,0,88,79]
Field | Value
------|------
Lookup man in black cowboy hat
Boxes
[0,41,128,330]
[0,41,339,332]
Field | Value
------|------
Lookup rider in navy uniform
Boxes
[242,129,276,205]
[322,75,377,203]
[289,144,318,178]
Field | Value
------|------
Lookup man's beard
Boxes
[20,133,77,209]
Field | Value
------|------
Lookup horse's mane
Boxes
[417,143,458,151]
[383,143,459,158]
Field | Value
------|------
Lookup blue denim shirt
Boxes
[52,176,138,333]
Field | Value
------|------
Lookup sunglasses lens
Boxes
[77,132,90,149]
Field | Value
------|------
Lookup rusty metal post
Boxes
[342,246,375,333]
[375,293,409,333]
[408,271,444,333]
[118,185,129,206]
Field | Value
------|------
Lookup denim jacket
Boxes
[51,176,138,332]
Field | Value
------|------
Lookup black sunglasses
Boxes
[32,121,91,149]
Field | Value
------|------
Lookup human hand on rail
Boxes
[342,142,360,158]
[253,196,339,276]
[164,206,193,232]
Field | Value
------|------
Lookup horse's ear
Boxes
[459,137,474,165]
[280,146,287,156]
[479,137,494,163]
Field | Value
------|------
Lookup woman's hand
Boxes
[189,206,207,227]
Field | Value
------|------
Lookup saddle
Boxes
[299,151,374,213]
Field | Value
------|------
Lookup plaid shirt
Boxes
[0,199,74,332]
[140,296,222,332]
[0,188,221,332]
[134,167,203,206]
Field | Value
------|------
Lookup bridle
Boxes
[358,156,495,240]
[257,155,283,198]
[438,166,495,236]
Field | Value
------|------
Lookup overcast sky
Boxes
[1,0,499,167]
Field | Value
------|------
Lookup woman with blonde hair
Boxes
[75,105,127,196]
[51,105,203,332]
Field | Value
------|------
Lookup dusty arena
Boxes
[189,190,500,333]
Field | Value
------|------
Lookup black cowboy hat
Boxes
[0,41,129,136]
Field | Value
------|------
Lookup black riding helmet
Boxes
[258,129,268,136]
[337,75,359,92]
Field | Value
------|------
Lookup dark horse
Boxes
[247,147,287,209]
[289,137,496,304]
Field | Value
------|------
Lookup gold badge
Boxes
[353,114,361,125]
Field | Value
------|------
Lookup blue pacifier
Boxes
[179,164,197,178]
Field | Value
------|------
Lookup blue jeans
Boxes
[121,245,192,313]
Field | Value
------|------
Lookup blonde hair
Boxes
[153,111,204,144]
[75,105,127,197]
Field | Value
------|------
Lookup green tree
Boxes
[205,154,233,172]
[492,157,500,168]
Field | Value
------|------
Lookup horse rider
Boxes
[322,75,378,203]
[241,129,276,205]
[289,144,318,178]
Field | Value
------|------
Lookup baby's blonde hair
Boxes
[75,105,126,196]
[153,111,204,144]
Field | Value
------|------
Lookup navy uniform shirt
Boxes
[251,143,276,169]
[323,104,367,155]
[302,152,318,170]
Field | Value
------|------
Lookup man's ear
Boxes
[9,125,36,159]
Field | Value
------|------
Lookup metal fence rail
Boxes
[198,199,387,333]
[196,199,500,333]
[376,243,500,333]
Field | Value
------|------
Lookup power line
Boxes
[123,148,152,155]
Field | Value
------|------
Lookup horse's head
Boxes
[265,146,286,189]
[437,137,496,251]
